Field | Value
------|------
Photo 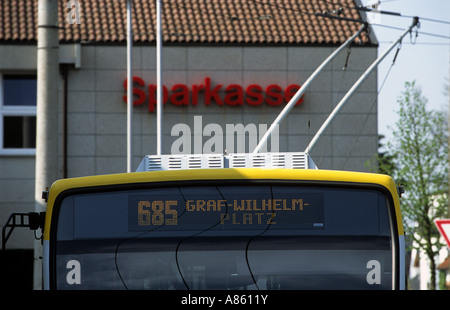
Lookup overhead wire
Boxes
[319,0,450,24]
[244,185,277,290]
[378,41,450,45]
[114,187,192,290]
[315,0,450,40]
[174,186,231,290]
[370,23,450,40]
[391,14,450,25]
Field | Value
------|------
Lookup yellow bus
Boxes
[39,152,404,290]
[3,152,405,290]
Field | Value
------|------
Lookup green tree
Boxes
[366,134,398,177]
[385,81,448,289]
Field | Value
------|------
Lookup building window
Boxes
[0,74,37,155]
[3,116,36,148]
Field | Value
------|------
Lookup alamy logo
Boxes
[366,259,381,285]
[66,259,81,285]
[171,115,279,154]
[66,0,81,24]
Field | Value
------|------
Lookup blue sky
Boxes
[359,0,450,142]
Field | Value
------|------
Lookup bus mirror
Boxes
[42,188,49,202]
[28,212,46,231]
[397,185,405,197]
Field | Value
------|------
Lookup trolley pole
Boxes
[35,0,59,289]
[305,17,419,153]
[253,23,367,154]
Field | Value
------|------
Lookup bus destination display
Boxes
[128,191,324,231]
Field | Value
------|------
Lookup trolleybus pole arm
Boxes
[305,17,419,154]
[253,23,368,154]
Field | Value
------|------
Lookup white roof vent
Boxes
[136,152,317,172]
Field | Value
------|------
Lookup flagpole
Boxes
[156,0,163,155]
[126,0,133,171]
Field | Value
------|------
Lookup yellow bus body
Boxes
[44,168,404,241]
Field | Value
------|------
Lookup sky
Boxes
[359,0,450,143]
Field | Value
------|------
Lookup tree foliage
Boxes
[380,81,448,289]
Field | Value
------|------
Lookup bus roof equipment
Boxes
[136,152,318,172]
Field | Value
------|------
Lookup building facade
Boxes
[0,0,378,288]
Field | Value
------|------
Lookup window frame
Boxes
[0,73,37,156]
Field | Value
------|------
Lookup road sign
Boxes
[434,219,450,250]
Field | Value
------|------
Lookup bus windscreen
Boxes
[54,184,394,290]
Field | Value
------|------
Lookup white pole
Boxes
[127,0,133,172]
[305,17,419,153]
[253,23,367,154]
[156,0,163,155]
[35,0,59,290]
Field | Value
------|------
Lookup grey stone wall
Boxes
[65,44,376,175]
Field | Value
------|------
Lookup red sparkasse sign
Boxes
[123,76,304,112]
[434,219,450,249]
